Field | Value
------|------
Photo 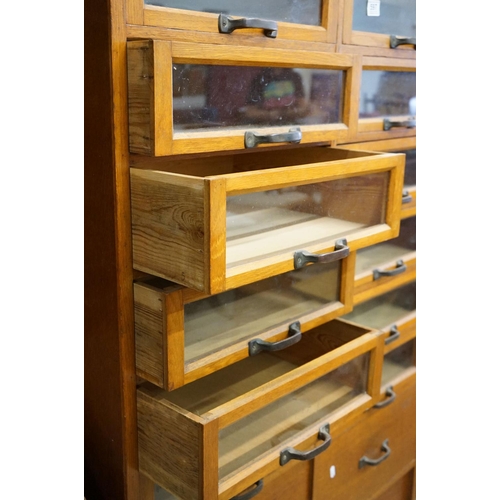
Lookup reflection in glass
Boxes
[144,0,322,26]
[226,173,388,269]
[352,0,415,37]
[359,70,415,118]
[396,148,416,187]
[185,261,341,362]
[173,64,344,131]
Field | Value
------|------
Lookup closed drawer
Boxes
[340,280,416,401]
[353,216,416,304]
[136,1,337,45]
[341,0,416,57]
[127,40,361,156]
[137,319,382,500]
[134,252,354,390]
[312,379,416,500]
[342,61,416,144]
[130,147,405,294]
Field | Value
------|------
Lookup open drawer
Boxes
[137,319,382,500]
[130,146,405,294]
[134,251,354,390]
[339,281,416,402]
[353,215,416,305]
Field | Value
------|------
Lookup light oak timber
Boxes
[126,24,337,53]
[341,137,416,152]
[362,56,416,71]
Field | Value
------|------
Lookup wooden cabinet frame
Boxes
[126,0,340,45]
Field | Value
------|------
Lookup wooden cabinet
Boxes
[85,0,416,499]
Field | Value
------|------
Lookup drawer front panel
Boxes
[127,41,359,156]
[137,1,337,44]
[342,0,416,57]
[135,252,354,390]
[312,380,416,500]
[130,147,405,294]
[353,216,416,304]
[137,319,381,499]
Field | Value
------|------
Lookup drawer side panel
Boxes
[137,390,203,500]
[131,170,206,291]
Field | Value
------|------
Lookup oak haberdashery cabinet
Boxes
[85,0,416,499]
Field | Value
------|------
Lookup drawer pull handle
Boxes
[248,321,302,356]
[390,35,416,49]
[373,259,406,280]
[374,386,396,408]
[383,118,416,131]
[230,479,264,500]
[402,189,413,204]
[294,239,349,270]
[359,439,391,468]
[219,14,278,38]
[280,424,331,466]
[245,127,302,148]
[384,325,401,345]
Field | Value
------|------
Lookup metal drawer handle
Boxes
[390,35,416,49]
[294,239,349,270]
[402,189,413,204]
[230,479,264,500]
[373,260,406,280]
[280,424,331,466]
[219,14,278,38]
[248,321,302,356]
[383,118,416,131]
[384,325,401,345]
[245,127,301,148]
[374,386,396,408]
[359,439,391,468]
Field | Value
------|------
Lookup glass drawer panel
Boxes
[226,172,388,270]
[355,216,415,274]
[184,260,341,362]
[342,281,416,329]
[359,70,416,119]
[219,353,369,478]
[381,338,415,386]
[145,0,322,26]
[352,0,416,37]
[399,148,416,187]
[173,64,344,132]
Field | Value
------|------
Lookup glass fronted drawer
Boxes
[127,40,360,156]
[351,62,416,144]
[128,0,338,44]
[342,0,416,56]
[134,251,354,390]
[340,280,416,399]
[130,147,405,294]
[353,216,416,304]
[400,148,416,219]
[137,319,381,500]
